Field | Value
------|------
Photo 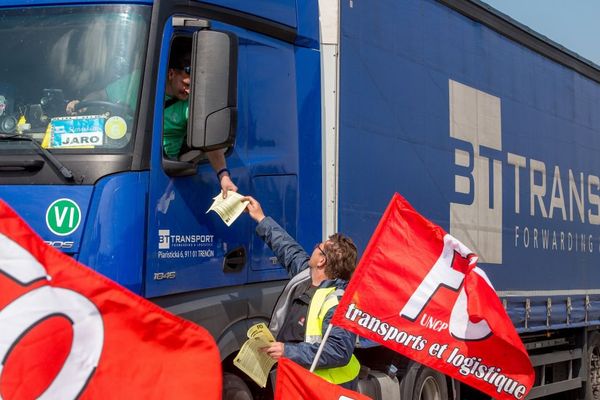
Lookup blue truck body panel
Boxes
[0,173,147,293]
[199,0,297,29]
[197,0,319,48]
[0,186,93,255]
[78,172,148,294]
[338,0,600,332]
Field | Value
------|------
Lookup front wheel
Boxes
[222,372,253,400]
[584,332,600,400]
[412,367,448,400]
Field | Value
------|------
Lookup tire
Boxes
[222,372,253,400]
[412,367,448,400]
[584,332,600,400]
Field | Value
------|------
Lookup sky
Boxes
[481,0,600,66]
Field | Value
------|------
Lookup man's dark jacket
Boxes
[256,216,357,369]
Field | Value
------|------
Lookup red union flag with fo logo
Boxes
[331,194,534,400]
[0,200,221,399]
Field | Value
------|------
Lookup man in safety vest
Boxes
[243,196,361,390]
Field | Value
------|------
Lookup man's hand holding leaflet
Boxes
[233,323,277,388]
[206,191,249,226]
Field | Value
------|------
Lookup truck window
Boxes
[0,5,150,153]
[161,31,237,169]
[162,36,196,161]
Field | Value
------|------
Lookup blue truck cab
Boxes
[0,0,322,395]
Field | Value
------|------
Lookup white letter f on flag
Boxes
[399,234,491,341]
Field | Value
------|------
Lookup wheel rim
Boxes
[591,344,600,399]
[417,376,442,400]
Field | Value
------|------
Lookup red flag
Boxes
[0,200,221,399]
[275,358,370,400]
[331,194,534,400]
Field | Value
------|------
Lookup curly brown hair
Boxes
[323,233,358,281]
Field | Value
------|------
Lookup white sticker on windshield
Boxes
[50,116,105,148]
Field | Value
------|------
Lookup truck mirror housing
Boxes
[187,30,238,152]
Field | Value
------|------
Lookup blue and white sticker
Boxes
[50,116,105,148]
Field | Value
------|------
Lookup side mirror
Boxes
[187,30,238,152]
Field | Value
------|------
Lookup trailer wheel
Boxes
[585,333,600,400]
[222,372,253,400]
[412,367,448,400]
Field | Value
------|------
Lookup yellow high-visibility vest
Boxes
[305,287,360,384]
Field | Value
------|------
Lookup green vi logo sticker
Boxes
[46,198,82,236]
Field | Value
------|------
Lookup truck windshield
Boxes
[0,5,150,153]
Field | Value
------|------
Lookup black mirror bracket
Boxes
[172,17,210,29]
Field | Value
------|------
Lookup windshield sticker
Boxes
[105,116,127,140]
[0,95,5,116]
[49,116,105,148]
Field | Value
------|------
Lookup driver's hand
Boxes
[220,174,238,198]
[66,100,80,115]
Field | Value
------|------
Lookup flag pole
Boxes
[310,323,333,372]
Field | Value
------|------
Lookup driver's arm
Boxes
[206,149,237,198]
[66,71,140,114]
[65,89,108,114]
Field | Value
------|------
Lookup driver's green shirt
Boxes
[163,96,189,159]
[105,70,141,112]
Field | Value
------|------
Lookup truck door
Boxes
[144,23,245,298]
[145,15,296,298]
